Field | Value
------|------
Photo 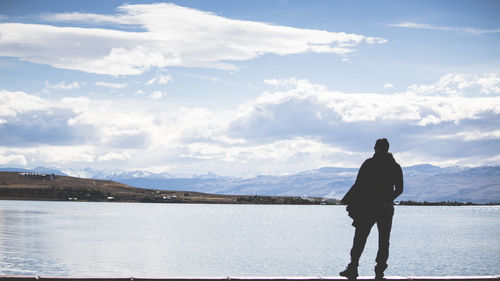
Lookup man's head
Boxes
[374,138,390,153]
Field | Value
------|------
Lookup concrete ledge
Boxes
[0,277,498,281]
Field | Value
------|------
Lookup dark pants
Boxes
[349,205,394,272]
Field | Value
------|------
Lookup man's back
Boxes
[356,152,403,205]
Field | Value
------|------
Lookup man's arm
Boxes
[393,164,403,200]
[342,160,368,205]
[355,160,369,187]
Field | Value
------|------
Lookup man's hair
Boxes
[375,138,390,153]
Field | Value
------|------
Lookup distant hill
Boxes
[1,165,499,203]
[108,165,500,204]
[0,171,179,202]
[0,172,328,204]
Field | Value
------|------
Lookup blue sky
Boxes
[0,0,499,177]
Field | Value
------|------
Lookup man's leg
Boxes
[350,222,374,266]
[340,220,374,279]
[375,207,394,278]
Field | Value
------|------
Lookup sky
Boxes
[0,0,499,177]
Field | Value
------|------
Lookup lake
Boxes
[0,200,498,277]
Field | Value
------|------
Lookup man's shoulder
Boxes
[366,154,401,168]
[361,158,374,167]
[392,158,402,169]
[394,161,403,174]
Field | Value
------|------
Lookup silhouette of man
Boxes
[340,138,403,280]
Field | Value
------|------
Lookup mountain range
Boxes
[1,164,499,203]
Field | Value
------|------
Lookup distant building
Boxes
[18,172,56,180]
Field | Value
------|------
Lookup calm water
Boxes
[0,200,498,277]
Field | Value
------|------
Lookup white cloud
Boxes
[0,3,386,76]
[390,22,500,35]
[178,137,363,176]
[0,73,499,175]
[95,81,127,89]
[406,73,500,96]
[181,137,357,163]
[45,12,133,25]
[150,91,163,100]
[432,130,500,142]
[39,145,97,164]
[45,81,80,90]
[97,151,133,162]
[0,90,48,117]
[229,74,500,171]
[236,74,500,130]
[383,83,394,89]
[0,153,27,166]
[146,74,172,85]
[0,145,96,166]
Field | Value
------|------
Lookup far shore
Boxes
[0,197,497,206]
[0,171,337,205]
[1,172,497,205]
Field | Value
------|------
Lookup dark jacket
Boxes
[341,152,403,226]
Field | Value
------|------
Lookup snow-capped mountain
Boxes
[1,165,498,203]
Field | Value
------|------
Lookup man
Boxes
[340,138,403,280]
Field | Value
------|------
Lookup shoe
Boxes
[339,265,359,280]
[374,264,386,280]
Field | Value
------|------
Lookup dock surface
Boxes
[0,276,499,281]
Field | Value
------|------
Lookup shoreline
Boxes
[0,198,497,206]
[1,172,497,206]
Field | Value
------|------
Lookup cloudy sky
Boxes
[1,0,499,177]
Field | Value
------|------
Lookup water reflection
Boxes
[0,207,68,276]
[0,201,498,277]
